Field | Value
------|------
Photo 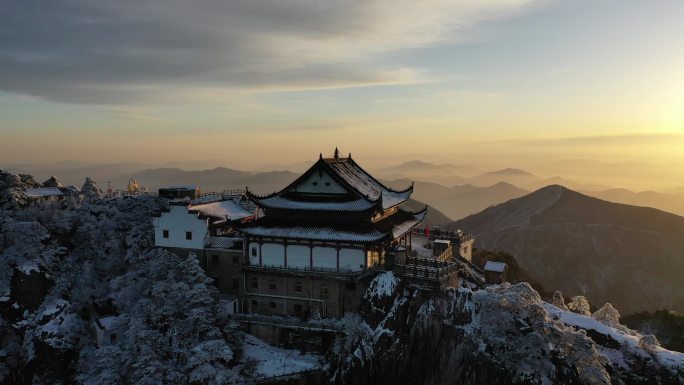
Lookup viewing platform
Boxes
[395,256,458,291]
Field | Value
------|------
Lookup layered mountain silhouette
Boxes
[393,180,529,220]
[450,185,684,314]
[587,188,684,218]
[124,167,298,194]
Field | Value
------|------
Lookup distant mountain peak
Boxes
[490,181,523,189]
[449,184,684,314]
[534,183,568,193]
[482,168,536,177]
[390,160,459,169]
[400,160,435,167]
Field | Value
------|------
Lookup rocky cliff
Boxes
[329,273,683,385]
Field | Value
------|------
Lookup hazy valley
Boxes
[8,160,684,220]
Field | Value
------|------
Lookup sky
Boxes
[0,0,683,189]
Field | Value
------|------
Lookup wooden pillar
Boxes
[336,243,340,271]
[309,242,313,267]
[283,240,288,268]
[310,277,314,313]
[258,241,263,266]
[283,275,288,315]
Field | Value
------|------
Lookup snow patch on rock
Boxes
[365,272,398,301]
[240,334,322,378]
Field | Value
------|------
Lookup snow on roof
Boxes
[191,195,223,205]
[433,239,451,245]
[324,158,411,209]
[391,216,424,239]
[257,195,378,212]
[190,198,254,221]
[239,225,387,243]
[238,207,424,242]
[484,261,507,273]
[25,187,63,198]
[97,315,118,330]
[206,236,241,249]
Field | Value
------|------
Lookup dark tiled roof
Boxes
[235,207,426,243]
[237,224,387,243]
[484,261,507,273]
[252,155,413,212]
[206,236,242,249]
[323,157,412,209]
[374,207,428,239]
[189,198,255,221]
[250,194,380,212]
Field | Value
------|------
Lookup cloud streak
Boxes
[527,133,684,146]
[0,0,540,104]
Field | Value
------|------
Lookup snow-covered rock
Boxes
[592,303,625,331]
[18,174,41,188]
[639,334,661,350]
[238,334,322,379]
[365,272,398,301]
[568,295,592,316]
[0,171,29,208]
[552,290,569,311]
[330,280,684,385]
[41,176,62,188]
[80,177,103,199]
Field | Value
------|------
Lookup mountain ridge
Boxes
[450,185,684,313]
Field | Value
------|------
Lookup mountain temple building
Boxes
[235,150,426,317]
[153,149,476,319]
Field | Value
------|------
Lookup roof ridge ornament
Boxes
[334,147,340,159]
[319,153,323,160]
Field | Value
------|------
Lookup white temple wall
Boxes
[261,243,285,267]
[248,242,260,265]
[287,245,310,268]
[339,248,365,271]
[312,246,337,269]
[153,205,207,250]
[246,240,369,271]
